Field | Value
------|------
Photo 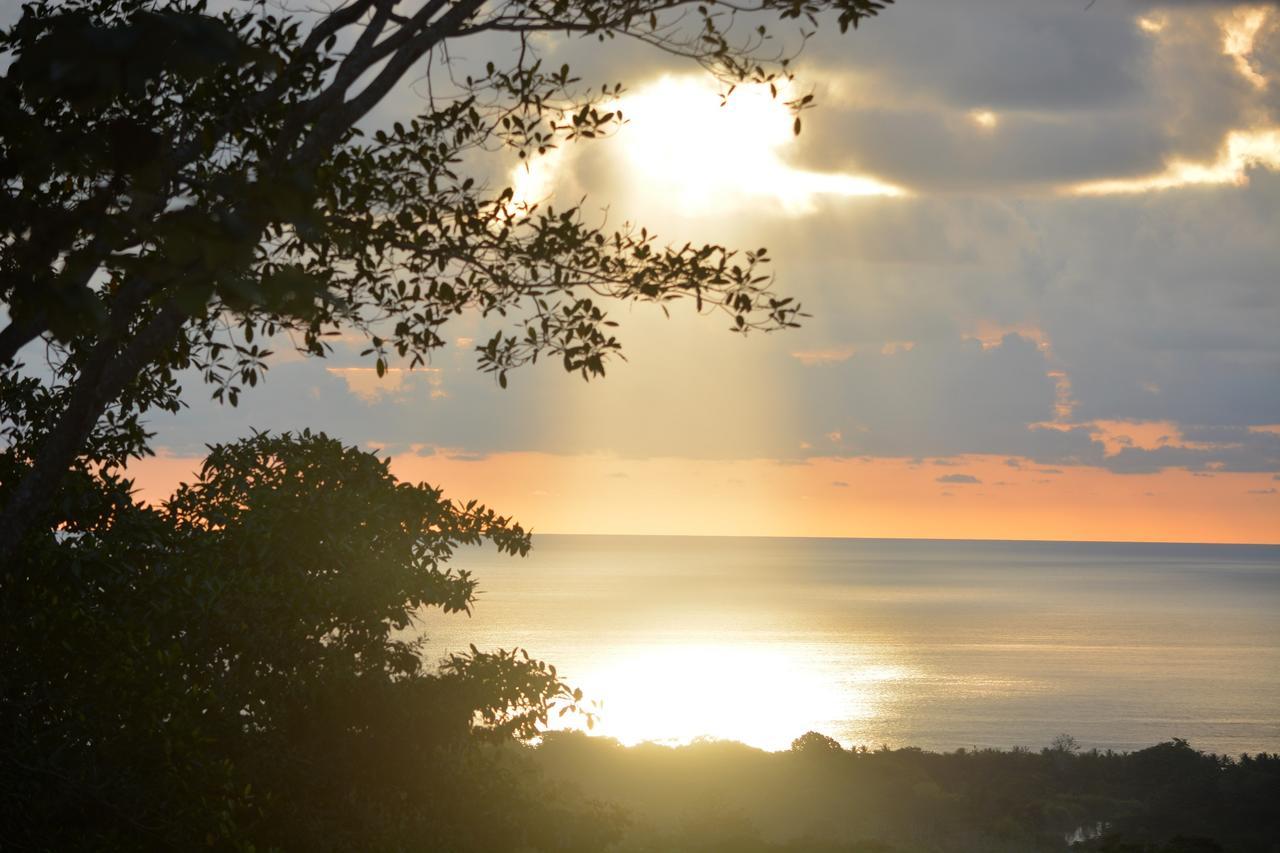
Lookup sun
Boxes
[614,76,797,213]
[613,76,905,214]
[507,74,905,217]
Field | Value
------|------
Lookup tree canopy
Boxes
[0,0,892,558]
[1,430,603,848]
[0,0,897,845]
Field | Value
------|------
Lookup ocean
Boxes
[417,535,1280,755]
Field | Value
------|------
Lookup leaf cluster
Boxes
[0,430,592,849]
[0,0,890,441]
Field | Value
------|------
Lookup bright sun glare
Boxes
[555,643,907,750]
[509,75,905,216]
[615,77,906,214]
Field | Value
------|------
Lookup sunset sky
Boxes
[133,0,1280,544]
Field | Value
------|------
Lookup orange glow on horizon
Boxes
[125,450,1280,545]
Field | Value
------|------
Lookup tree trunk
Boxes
[0,304,187,564]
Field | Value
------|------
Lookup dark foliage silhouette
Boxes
[5,2,1271,851]
[0,0,898,845]
[531,732,1280,852]
[0,0,892,558]
[0,431,613,848]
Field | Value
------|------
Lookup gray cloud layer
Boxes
[145,0,1279,480]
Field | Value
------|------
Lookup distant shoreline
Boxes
[535,731,1280,758]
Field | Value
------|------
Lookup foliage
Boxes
[531,732,1280,853]
[791,731,846,755]
[0,431,604,850]
[0,0,907,846]
[0,0,894,556]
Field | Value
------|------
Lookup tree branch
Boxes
[0,301,187,563]
[0,309,46,365]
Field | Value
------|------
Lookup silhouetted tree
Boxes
[791,731,845,755]
[0,0,893,558]
[0,1,901,845]
[0,430,608,848]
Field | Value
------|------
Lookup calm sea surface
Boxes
[418,535,1280,755]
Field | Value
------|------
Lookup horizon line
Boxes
[523,531,1280,548]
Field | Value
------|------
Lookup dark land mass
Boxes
[522,731,1280,853]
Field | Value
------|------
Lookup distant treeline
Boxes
[522,732,1280,853]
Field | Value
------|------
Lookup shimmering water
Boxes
[418,535,1280,754]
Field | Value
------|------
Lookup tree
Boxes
[0,0,893,559]
[0,430,613,848]
[791,730,845,755]
[0,0,896,842]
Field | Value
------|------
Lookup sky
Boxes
[134,0,1280,544]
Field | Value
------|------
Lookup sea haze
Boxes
[418,536,1280,755]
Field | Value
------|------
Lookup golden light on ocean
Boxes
[556,642,909,750]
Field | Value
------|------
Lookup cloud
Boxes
[148,311,1280,478]
[810,0,1149,113]
[445,451,490,462]
[936,473,981,484]
[787,1,1279,195]
[132,0,1280,491]
[1094,430,1280,474]
[803,103,1169,193]
[325,366,447,402]
[509,76,906,218]
[1070,128,1280,194]
[791,346,856,366]
[790,333,1102,465]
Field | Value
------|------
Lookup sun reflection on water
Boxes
[552,642,909,751]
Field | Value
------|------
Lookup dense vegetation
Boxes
[4,1,1277,851]
[525,732,1280,853]
[0,0,890,845]
[0,432,602,849]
